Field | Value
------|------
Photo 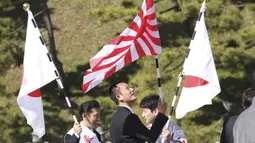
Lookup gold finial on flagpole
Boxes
[23,3,30,11]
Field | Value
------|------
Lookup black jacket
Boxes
[220,115,238,143]
[110,106,168,143]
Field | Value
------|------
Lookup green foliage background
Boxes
[0,0,254,142]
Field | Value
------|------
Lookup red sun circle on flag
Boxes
[28,88,41,97]
[184,75,208,88]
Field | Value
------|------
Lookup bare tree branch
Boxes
[245,42,255,50]
[165,60,184,73]
[160,0,181,14]
[10,10,45,36]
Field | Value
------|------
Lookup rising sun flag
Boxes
[82,0,162,93]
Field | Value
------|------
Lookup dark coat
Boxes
[220,115,238,143]
[110,106,168,143]
[233,98,255,143]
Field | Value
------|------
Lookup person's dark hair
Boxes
[108,82,120,105]
[140,94,159,112]
[242,87,255,109]
[79,100,100,118]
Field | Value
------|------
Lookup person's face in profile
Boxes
[142,108,157,125]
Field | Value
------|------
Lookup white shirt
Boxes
[66,123,100,143]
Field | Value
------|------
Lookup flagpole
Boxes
[154,56,163,101]
[164,47,191,124]
[161,2,206,142]
[167,0,205,121]
[163,70,184,125]
[23,3,78,123]
[55,79,78,123]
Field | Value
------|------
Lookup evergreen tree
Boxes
[0,0,254,142]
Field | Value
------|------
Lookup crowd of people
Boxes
[64,81,255,143]
[220,87,255,143]
[64,81,186,143]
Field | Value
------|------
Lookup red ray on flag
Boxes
[82,0,162,93]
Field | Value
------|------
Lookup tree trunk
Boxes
[40,0,70,95]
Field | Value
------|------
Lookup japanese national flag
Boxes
[17,9,57,138]
[175,2,221,119]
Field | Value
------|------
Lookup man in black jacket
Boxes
[140,94,186,143]
[220,87,254,143]
[109,82,168,143]
[233,87,255,143]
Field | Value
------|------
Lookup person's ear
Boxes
[153,108,159,115]
[116,94,124,102]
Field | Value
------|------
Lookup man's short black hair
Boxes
[140,94,159,112]
[79,100,100,118]
[242,87,255,109]
[108,82,120,105]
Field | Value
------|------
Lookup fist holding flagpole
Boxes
[73,122,82,135]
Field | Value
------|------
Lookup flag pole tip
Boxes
[23,3,30,11]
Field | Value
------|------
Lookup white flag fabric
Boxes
[17,9,57,138]
[175,2,221,119]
